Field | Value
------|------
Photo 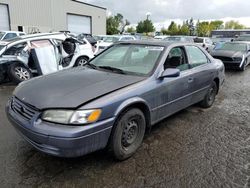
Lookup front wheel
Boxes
[74,57,89,67]
[8,63,32,84]
[110,108,146,161]
[200,81,217,108]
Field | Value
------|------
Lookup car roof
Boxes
[117,40,194,47]
[0,32,67,46]
[0,31,25,33]
[19,32,63,39]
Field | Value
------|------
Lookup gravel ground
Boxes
[0,69,249,188]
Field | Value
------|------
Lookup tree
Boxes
[168,21,178,35]
[196,21,210,37]
[136,19,155,33]
[210,20,224,30]
[179,21,189,35]
[187,18,195,35]
[126,26,136,33]
[106,13,130,35]
[225,20,245,29]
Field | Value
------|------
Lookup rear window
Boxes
[235,36,250,41]
[194,38,204,43]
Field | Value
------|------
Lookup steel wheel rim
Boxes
[122,120,139,148]
[15,67,30,80]
[208,87,216,103]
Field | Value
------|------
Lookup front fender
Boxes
[114,97,150,117]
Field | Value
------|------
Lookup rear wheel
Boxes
[200,81,217,108]
[110,108,146,161]
[8,63,32,84]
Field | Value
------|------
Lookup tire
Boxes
[74,57,89,67]
[239,59,247,71]
[110,108,146,161]
[200,81,218,108]
[8,63,32,84]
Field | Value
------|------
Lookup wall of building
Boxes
[0,0,106,35]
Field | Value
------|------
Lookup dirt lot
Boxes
[0,69,249,188]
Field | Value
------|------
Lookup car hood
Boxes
[211,50,245,58]
[13,67,145,109]
[99,42,112,47]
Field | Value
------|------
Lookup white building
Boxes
[0,0,106,35]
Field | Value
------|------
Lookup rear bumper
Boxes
[6,102,114,158]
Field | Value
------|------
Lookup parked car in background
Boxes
[194,37,214,52]
[78,33,97,46]
[234,34,250,42]
[0,33,94,83]
[154,35,169,40]
[0,31,26,41]
[6,41,224,160]
[164,36,194,43]
[97,35,136,51]
[93,35,107,42]
[210,41,250,71]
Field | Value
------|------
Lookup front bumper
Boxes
[6,101,114,158]
[221,61,242,69]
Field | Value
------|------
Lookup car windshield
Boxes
[103,37,119,43]
[0,45,5,51]
[216,43,247,51]
[194,38,204,43]
[0,32,5,39]
[89,44,164,76]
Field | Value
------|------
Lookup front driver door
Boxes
[154,46,194,122]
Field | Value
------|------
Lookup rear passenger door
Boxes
[185,45,214,103]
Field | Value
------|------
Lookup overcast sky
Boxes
[85,0,250,29]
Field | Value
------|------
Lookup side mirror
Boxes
[159,68,180,79]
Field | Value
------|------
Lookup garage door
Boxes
[0,4,10,30]
[67,14,91,34]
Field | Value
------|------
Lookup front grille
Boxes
[213,56,233,62]
[11,97,38,121]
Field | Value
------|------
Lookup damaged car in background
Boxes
[6,41,225,160]
[0,33,94,83]
[210,41,250,71]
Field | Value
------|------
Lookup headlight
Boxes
[41,109,102,125]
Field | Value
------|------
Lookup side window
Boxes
[3,33,17,40]
[164,47,189,71]
[19,33,25,36]
[3,42,28,55]
[186,46,208,68]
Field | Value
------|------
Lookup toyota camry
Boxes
[6,41,225,160]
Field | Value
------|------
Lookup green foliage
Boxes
[136,19,155,33]
[126,26,136,33]
[210,20,224,30]
[196,21,210,37]
[225,20,245,29]
[106,13,130,35]
[168,21,179,35]
[179,22,190,35]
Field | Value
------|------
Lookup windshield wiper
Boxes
[85,63,97,69]
[98,66,126,74]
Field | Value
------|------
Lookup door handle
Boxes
[188,78,194,83]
